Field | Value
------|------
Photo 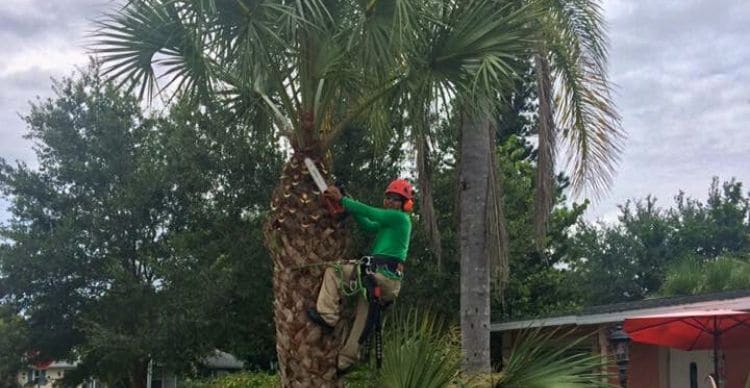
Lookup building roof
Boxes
[491,289,750,332]
[202,350,244,370]
[48,361,78,368]
[30,351,243,371]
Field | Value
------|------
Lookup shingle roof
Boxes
[492,289,750,331]
[581,289,750,315]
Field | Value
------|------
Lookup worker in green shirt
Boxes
[307,178,414,373]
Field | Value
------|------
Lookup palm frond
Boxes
[543,0,608,75]
[378,309,461,388]
[488,124,510,296]
[497,328,609,387]
[533,54,556,251]
[428,0,536,104]
[536,0,624,196]
[94,1,185,99]
[526,0,622,252]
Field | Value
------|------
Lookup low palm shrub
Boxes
[365,309,607,388]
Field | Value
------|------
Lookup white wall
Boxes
[669,349,715,388]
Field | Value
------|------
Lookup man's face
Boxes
[383,193,404,210]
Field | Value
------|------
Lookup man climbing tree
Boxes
[307,179,414,374]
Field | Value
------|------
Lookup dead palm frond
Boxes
[528,0,624,249]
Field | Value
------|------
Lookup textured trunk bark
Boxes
[416,136,443,268]
[263,155,353,387]
[459,110,492,373]
[534,54,556,251]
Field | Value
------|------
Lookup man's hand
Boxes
[325,186,343,203]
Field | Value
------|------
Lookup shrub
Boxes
[181,372,280,388]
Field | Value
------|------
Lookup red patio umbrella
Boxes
[624,310,750,387]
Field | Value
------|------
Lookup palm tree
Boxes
[93,1,536,385]
[457,0,623,373]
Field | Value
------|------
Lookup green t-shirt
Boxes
[341,197,412,262]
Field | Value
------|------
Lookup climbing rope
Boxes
[275,258,368,298]
[333,260,367,298]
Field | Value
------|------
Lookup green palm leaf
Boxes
[378,309,462,388]
[495,328,609,387]
[427,0,535,103]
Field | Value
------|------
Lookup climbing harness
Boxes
[357,256,401,369]
[284,255,402,369]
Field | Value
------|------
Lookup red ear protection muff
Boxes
[403,199,414,212]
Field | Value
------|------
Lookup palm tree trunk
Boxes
[459,110,492,373]
[416,136,443,268]
[264,154,353,387]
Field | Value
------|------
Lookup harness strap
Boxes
[370,255,405,276]
[358,271,394,369]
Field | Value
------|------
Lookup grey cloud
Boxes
[0,12,51,36]
[0,1,113,227]
[585,0,750,221]
[1,66,57,93]
[0,0,114,52]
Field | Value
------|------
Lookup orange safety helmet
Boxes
[385,178,414,212]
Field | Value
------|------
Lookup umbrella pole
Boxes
[713,316,720,388]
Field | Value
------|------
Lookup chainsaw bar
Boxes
[303,157,328,193]
[303,157,345,216]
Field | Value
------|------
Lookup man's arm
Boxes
[325,186,399,231]
[341,197,401,227]
[349,211,379,232]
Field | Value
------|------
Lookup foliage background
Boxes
[1,62,748,383]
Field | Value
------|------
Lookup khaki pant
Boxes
[316,263,401,370]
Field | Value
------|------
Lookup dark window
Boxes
[689,362,698,388]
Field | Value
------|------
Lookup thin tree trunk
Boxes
[534,54,556,252]
[130,359,148,388]
[459,110,492,373]
[416,135,443,268]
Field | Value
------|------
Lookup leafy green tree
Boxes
[0,306,27,387]
[496,134,587,319]
[670,179,750,258]
[149,91,284,370]
[0,65,285,386]
[0,65,170,386]
[659,179,750,296]
[568,178,750,305]
[567,197,677,304]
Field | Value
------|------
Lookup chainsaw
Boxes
[303,157,345,216]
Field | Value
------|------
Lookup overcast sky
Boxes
[1,0,749,224]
